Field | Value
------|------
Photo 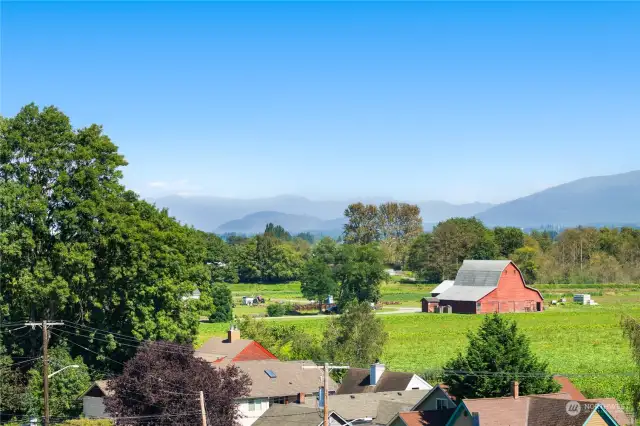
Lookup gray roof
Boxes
[252,404,347,426]
[453,260,512,287]
[436,285,495,302]
[430,280,454,295]
[195,336,253,363]
[336,368,418,394]
[302,390,429,420]
[235,360,337,398]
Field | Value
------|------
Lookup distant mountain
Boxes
[216,211,346,235]
[417,201,494,222]
[151,195,493,231]
[476,170,640,227]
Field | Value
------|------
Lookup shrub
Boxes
[266,303,286,317]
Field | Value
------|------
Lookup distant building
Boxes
[428,260,544,314]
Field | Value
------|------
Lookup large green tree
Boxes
[324,301,388,368]
[621,315,640,417]
[494,227,525,258]
[300,257,337,307]
[377,202,423,267]
[442,314,559,399]
[25,345,91,419]
[343,203,380,244]
[0,333,25,415]
[209,283,234,323]
[0,104,208,368]
[334,243,386,305]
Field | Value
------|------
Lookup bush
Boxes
[266,303,286,317]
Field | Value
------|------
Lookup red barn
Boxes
[435,260,543,314]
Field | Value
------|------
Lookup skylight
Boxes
[265,369,277,378]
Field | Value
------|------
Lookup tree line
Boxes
[405,217,640,284]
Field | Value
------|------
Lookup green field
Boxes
[204,282,640,408]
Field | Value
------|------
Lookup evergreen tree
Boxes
[443,314,559,399]
[209,283,234,323]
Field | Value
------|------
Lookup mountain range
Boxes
[150,170,640,233]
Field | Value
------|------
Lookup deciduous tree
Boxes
[104,341,250,426]
[324,301,388,368]
[343,203,379,244]
[334,243,386,305]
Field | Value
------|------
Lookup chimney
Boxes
[318,387,325,408]
[227,324,240,343]
[297,392,305,404]
[511,381,519,399]
[370,362,385,386]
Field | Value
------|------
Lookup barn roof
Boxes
[430,280,454,295]
[436,286,495,302]
[453,260,512,287]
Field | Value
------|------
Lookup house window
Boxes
[269,396,289,405]
[436,398,449,410]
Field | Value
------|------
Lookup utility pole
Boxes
[24,320,63,426]
[199,391,207,426]
[303,363,349,426]
[43,320,49,426]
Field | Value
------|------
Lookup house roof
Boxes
[252,404,347,426]
[397,409,456,426]
[302,390,429,421]
[195,336,276,364]
[235,360,336,398]
[81,380,114,398]
[583,398,633,426]
[430,280,454,295]
[337,368,420,394]
[553,376,586,400]
[451,393,629,426]
[409,385,457,411]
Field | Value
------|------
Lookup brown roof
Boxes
[553,375,586,400]
[337,368,416,394]
[252,404,347,426]
[302,390,429,421]
[397,409,456,426]
[235,360,336,398]
[195,337,253,363]
[81,380,115,398]
[456,393,630,426]
[584,398,634,426]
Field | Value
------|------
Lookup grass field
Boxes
[204,281,640,408]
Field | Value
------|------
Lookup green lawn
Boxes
[202,283,640,408]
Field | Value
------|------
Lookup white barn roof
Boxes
[437,260,512,302]
[431,280,454,295]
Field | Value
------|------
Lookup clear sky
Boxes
[2,1,639,204]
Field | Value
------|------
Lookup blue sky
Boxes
[2,1,639,203]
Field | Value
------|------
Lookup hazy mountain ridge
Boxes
[151,195,493,232]
[476,170,640,227]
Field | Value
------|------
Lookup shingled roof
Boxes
[252,404,347,426]
[337,368,419,394]
[450,393,631,426]
[195,336,277,364]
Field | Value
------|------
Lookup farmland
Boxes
[200,281,640,408]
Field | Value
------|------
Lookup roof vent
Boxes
[265,370,277,378]
[350,395,355,399]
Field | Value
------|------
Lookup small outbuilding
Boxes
[433,260,544,314]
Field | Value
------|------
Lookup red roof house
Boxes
[434,260,544,314]
[195,326,278,364]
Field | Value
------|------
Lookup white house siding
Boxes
[82,396,108,418]
[406,375,433,391]
[238,398,270,426]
